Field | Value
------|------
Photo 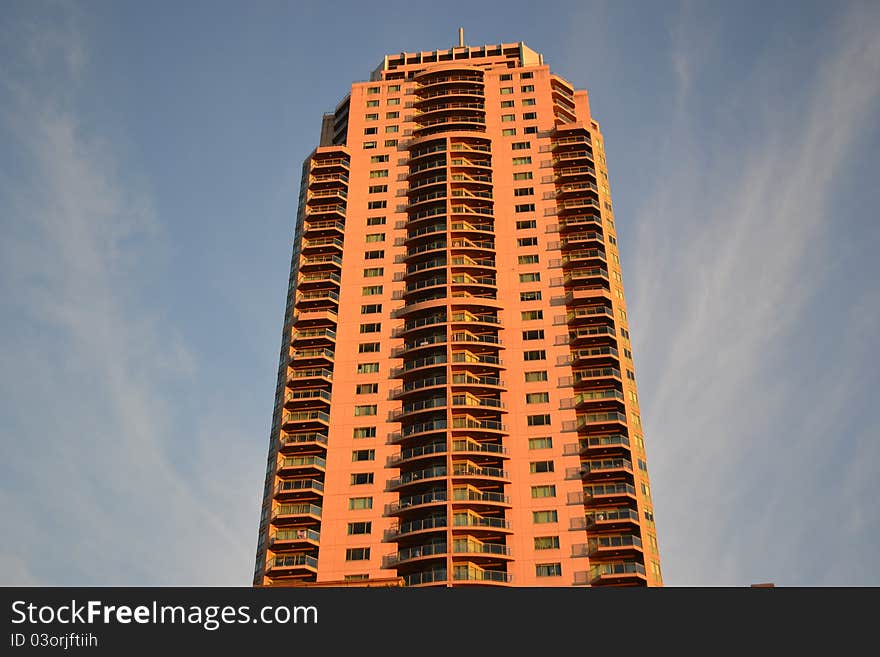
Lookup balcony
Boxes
[450,351,503,368]
[553,135,592,150]
[449,373,505,390]
[390,375,448,399]
[451,438,507,457]
[277,455,327,476]
[386,465,447,490]
[385,490,447,515]
[451,488,510,507]
[307,187,347,203]
[308,172,348,187]
[299,254,342,271]
[450,416,507,435]
[269,528,321,549]
[391,334,447,359]
[579,434,631,455]
[565,306,614,326]
[555,165,597,182]
[391,314,447,338]
[289,348,335,367]
[588,534,643,556]
[403,568,448,587]
[568,325,618,344]
[451,566,512,585]
[570,367,622,385]
[282,410,331,430]
[558,214,601,231]
[387,441,447,466]
[577,411,628,431]
[449,311,500,326]
[452,514,511,532]
[286,368,333,386]
[553,150,594,166]
[584,507,640,530]
[271,503,323,523]
[583,482,638,504]
[451,540,512,559]
[301,236,344,254]
[284,388,332,406]
[310,157,349,171]
[451,462,509,482]
[305,203,346,220]
[561,249,607,267]
[291,327,336,346]
[566,346,618,365]
[579,458,633,480]
[274,478,325,499]
[383,542,448,568]
[385,515,448,540]
[450,255,495,270]
[264,553,318,575]
[585,561,647,586]
[390,354,447,377]
[297,271,341,289]
[291,308,338,327]
[450,395,505,412]
[303,219,345,237]
[279,432,328,454]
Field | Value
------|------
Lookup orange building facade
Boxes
[253,40,662,587]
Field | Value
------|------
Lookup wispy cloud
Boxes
[0,11,257,585]
[627,4,880,585]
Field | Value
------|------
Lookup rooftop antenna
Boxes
[458,27,464,47]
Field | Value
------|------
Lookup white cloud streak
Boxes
[0,13,258,585]
[627,4,880,585]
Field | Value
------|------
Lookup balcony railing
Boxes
[452,541,511,557]
[270,528,321,545]
[583,483,637,498]
[403,569,448,586]
[452,489,510,504]
[278,455,327,471]
[386,490,448,514]
[452,568,512,583]
[272,503,323,519]
[387,465,447,489]
[452,515,510,529]
[275,479,324,495]
[265,554,318,570]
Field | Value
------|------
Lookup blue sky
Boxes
[1,0,878,586]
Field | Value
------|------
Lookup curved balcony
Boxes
[390,333,447,359]
[271,503,323,524]
[288,347,335,368]
[449,373,505,392]
[451,540,512,560]
[577,411,628,432]
[389,398,447,423]
[584,507,641,530]
[391,297,448,320]
[402,239,448,263]
[282,410,330,431]
[390,353,447,378]
[448,156,492,172]
[390,375,448,400]
[274,478,325,500]
[451,462,510,483]
[385,515,448,541]
[403,257,447,278]
[303,218,345,238]
[392,314,447,338]
[451,438,508,458]
[450,351,504,370]
[407,158,448,179]
[404,220,447,240]
[587,561,647,586]
[298,253,342,273]
[413,115,486,137]
[387,440,447,466]
[415,102,485,119]
[579,458,633,480]
[286,367,333,387]
[450,416,507,436]
[269,528,321,550]
[583,482,638,505]
[383,542,448,568]
[448,218,494,237]
[566,306,614,327]
[452,513,511,533]
[451,565,512,585]
[277,455,327,477]
[451,488,511,509]
[387,465,448,491]
[448,310,500,328]
[579,434,631,456]
[403,568,448,587]
[559,213,601,231]
[408,174,447,193]
[385,490,448,516]
[264,553,318,576]
[278,431,328,454]
[449,254,495,272]
[588,534,644,557]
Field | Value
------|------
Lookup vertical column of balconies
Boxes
[264,150,350,583]
[551,128,647,586]
[384,68,512,587]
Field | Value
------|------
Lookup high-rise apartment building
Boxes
[253,39,661,587]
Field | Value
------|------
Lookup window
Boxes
[638,458,648,472]
[501,114,515,122]
[641,482,651,498]
[388,84,401,92]
[521,329,545,341]
[347,521,372,535]
[502,128,517,136]
[514,187,534,197]
[624,348,632,359]
[357,362,379,374]
[386,125,399,133]
[349,497,373,510]
[520,290,541,301]
[524,126,538,134]
[365,113,379,121]
[536,563,562,577]
[500,87,514,94]
[500,73,512,81]
[353,426,376,438]
[359,322,381,334]
[386,111,399,119]
[527,414,551,426]
[357,342,380,353]
[517,237,538,248]
[512,157,532,165]
[501,100,514,108]
[345,547,371,561]
[533,510,558,523]
[352,449,375,461]
[531,484,556,497]
[387,97,400,106]
[364,250,384,260]
[369,169,388,178]
[523,112,537,120]
[626,369,635,380]
[521,85,535,92]
[512,141,530,150]
[356,383,379,394]
[362,285,383,296]
[370,154,389,163]
[366,100,379,107]
[366,216,386,226]
[520,272,540,282]
[530,461,554,474]
[366,199,386,209]
[518,255,539,265]
[361,304,382,314]
[367,86,380,94]
[534,536,559,550]
[513,171,533,180]
[364,127,378,135]
[385,139,398,147]
[353,405,377,417]
[645,509,654,522]
[522,98,536,106]
[525,371,548,382]
[516,219,537,229]
[521,72,534,79]
[368,184,387,193]
[351,472,374,485]
[365,233,385,242]
[363,141,377,149]
[344,574,369,581]
[363,267,384,277]
[526,392,550,404]
[523,349,546,361]
[651,561,662,578]
[528,436,552,449]
[521,309,543,321]
[515,204,536,214]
